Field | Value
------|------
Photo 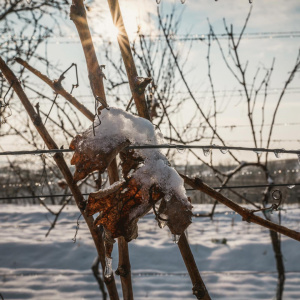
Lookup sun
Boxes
[108,2,142,41]
[88,1,158,46]
[110,24,120,39]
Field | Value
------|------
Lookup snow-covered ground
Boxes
[0,204,299,300]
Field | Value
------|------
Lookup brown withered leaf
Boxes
[119,147,192,236]
[86,178,163,242]
[69,134,130,182]
[158,196,192,235]
[119,148,143,179]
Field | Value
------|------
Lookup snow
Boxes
[1,204,300,299]
[89,179,124,198]
[80,107,162,153]
[79,107,188,202]
[104,257,113,278]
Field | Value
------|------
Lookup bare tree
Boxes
[131,7,299,300]
[0,2,299,300]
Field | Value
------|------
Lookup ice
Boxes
[267,176,274,184]
[203,148,211,157]
[157,213,168,228]
[274,151,280,158]
[254,150,262,157]
[220,148,228,154]
[172,234,180,244]
[287,185,295,189]
[274,149,285,159]
[104,257,113,278]
[176,146,186,153]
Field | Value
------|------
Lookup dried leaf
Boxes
[69,108,193,241]
[120,149,143,178]
[70,134,130,182]
[86,178,163,241]
[158,196,192,235]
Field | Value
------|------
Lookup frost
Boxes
[104,257,113,278]
[172,234,180,244]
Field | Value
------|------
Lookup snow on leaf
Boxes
[70,107,193,240]
[70,133,130,182]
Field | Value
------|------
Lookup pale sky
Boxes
[1,0,300,165]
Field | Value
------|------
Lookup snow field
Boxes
[0,204,299,299]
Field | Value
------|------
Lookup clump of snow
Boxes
[80,107,163,153]
[82,107,188,202]
[134,158,187,202]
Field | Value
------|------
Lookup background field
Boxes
[1,203,299,300]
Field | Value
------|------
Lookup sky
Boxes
[1,0,300,166]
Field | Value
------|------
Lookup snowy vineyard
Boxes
[1,0,300,299]
[0,204,300,299]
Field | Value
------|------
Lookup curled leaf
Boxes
[86,178,163,242]
[158,196,192,235]
[70,108,193,241]
[120,148,143,179]
[70,134,130,182]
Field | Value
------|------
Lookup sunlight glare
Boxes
[90,0,158,42]
[110,25,120,39]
